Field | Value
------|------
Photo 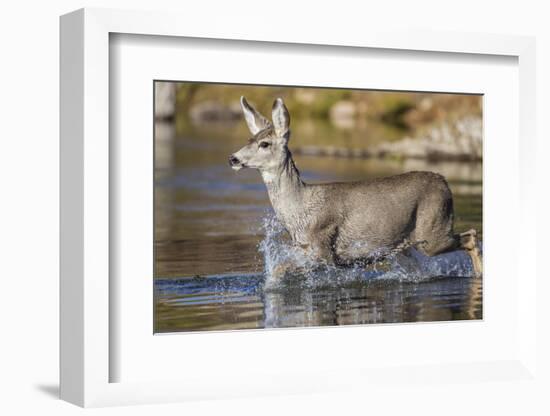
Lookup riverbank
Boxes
[294,116,482,162]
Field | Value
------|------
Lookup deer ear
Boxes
[240,96,271,135]
[272,98,290,140]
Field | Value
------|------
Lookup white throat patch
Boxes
[261,170,277,184]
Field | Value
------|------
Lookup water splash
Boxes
[258,213,479,290]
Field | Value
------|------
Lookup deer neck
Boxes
[261,151,305,224]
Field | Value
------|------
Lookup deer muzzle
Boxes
[229,155,244,170]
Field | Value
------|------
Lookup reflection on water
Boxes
[155,274,482,332]
[154,119,482,333]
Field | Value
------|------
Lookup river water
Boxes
[154,119,482,333]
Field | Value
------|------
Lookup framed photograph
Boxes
[153,81,484,334]
[60,8,538,408]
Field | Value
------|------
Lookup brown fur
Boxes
[230,97,482,278]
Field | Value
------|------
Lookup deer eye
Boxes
[259,141,270,149]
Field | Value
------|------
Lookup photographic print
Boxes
[154,82,482,333]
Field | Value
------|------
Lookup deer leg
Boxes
[302,239,334,267]
[270,227,342,281]
[459,229,482,278]
[270,260,297,280]
[392,249,421,271]
[270,243,334,282]
[389,238,428,256]
[313,226,345,266]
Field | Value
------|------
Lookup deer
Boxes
[229,97,483,280]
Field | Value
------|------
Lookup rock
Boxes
[294,89,316,105]
[329,101,357,128]
[376,116,482,161]
[155,82,176,120]
[419,97,433,111]
[294,116,482,162]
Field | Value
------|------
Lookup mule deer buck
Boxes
[229,97,482,279]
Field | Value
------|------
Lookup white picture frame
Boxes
[60,8,538,408]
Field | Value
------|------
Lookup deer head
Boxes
[229,97,291,174]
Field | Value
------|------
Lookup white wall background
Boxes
[0,1,548,414]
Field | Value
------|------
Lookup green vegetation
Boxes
[173,82,482,131]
